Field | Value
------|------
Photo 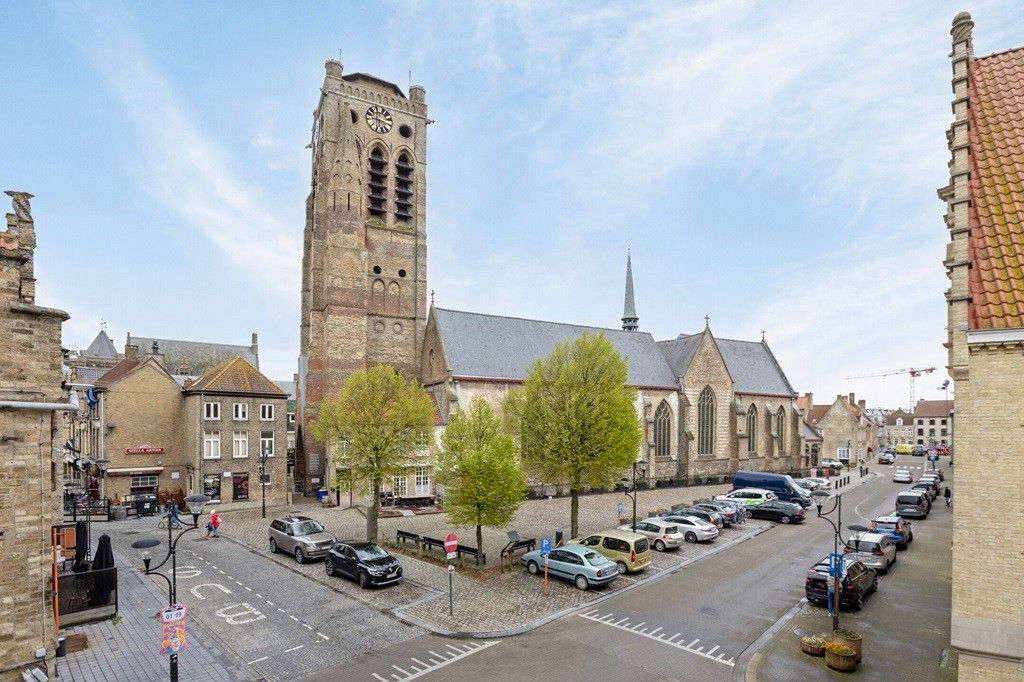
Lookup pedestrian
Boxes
[944,486,952,507]
[210,508,221,537]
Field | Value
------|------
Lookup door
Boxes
[547,549,571,578]
[340,546,358,578]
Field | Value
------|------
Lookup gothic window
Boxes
[776,407,786,454]
[697,386,715,455]
[654,400,671,458]
[395,152,413,222]
[746,405,757,453]
[371,279,385,310]
[367,147,387,217]
[386,282,401,314]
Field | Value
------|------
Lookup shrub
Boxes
[833,628,861,640]
[802,635,828,647]
[825,642,855,656]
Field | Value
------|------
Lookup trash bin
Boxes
[315,488,327,503]
[135,493,158,517]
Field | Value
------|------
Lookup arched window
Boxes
[895,418,903,426]
[367,147,387,217]
[653,400,671,458]
[697,386,715,455]
[746,405,758,454]
[776,407,786,454]
[395,152,414,222]
[386,282,401,314]
[371,279,385,310]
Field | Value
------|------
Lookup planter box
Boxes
[825,649,858,672]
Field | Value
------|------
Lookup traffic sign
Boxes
[447,564,455,574]
[444,532,458,553]
[828,552,844,577]
[616,502,624,515]
[446,551,457,560]
[540,537,552,556]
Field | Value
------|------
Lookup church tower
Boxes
[297,60,429,491]
[622,251,639,331]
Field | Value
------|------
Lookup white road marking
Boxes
[649,627,662,636]
[247,656,268,665]
[372,675,389,682]
[578,612,734,667]
[317,632,330,641]
[284,644,304,653]
[303,624,313,630]
[376,641,500,681]
[190,583,233,600]
[266,601,274,606]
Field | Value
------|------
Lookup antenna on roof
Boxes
[100,320,107,332]
[761,329,766,342]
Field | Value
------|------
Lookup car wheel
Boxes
[654,540,666,552]
[325,559,335,577]
[616,561,628,575]
[269,538,278,554]
[871,577,878,594]
[685,532,697,543]
[575,575,589,591]
[780,515,791,524]
[527,561,539,575]
[358,571,369,589]
[294,547,305,564]
[855,590,865,611]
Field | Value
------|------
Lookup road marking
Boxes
[290,615,300,621]
[578,612,734,667]
[649,627,662,636]
[317,632,330,641]
[303,624,313,630]
[375,641,499,681]
[247,656,268,665]
[284,644,304,653]
[266,601,274,606]
[190,583,233,600]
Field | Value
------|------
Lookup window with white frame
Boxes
[260,431,274,457]
[415,467,429,495]
[392,474,407,497]
[260,404,274,421]
[233,431,249,458]
[130,475,158,493]
[287,412,295,424]
[233,403,248,420]
[203,431,221,459]
[204,402,220,420]
[416,432,431,457]
[837,445,850,460]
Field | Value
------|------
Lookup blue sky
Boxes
[4,1,1022,408]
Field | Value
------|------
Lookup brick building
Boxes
[940,12,1024,678]
[801,392,879,465]
[881,408,915,446]
[911,399,953,447]
[0,191,72,678]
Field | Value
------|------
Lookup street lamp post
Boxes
[810,489,869,631]
[131,494,210,682]
[624,459,649,532]
[260,443,270,520]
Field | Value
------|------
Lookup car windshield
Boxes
[354,544,388,560]
[294,520,325,535]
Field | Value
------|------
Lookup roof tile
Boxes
[185,357,285,397]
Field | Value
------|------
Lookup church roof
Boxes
[432,308,678,389]
[184,357,285,397]
[657,333,796,397]
[83,330,119,359]
[966,46,1024,329]
[126,333,258,375]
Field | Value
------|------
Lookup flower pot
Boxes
[831,630,863,662]
[800,638,826,657]
[825,648,858,672]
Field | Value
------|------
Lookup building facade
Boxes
[0,191,71,678]
[941,12,1024,679]
[881,408,915,446]
[803,393,879,465]
[911,399,952,447]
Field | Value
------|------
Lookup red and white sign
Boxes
[444,532,458,553]
[126,447,165,455]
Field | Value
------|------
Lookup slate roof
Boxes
[342,73,406,98]
[657,333,796,396]
[83,330,119,359]
[433,308,678,388]
[76,366,111,383]
[126,333,257,374]
[184,357,285,397]
[273,380,296,400]
[801,421,823,442]
[967,47,1024,328]
[913,399,953,418]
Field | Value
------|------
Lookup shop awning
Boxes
[106,466,165,477]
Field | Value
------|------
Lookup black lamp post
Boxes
[810,489,870,631]
[624,458,649,532]
[260,443,270,520]
[131,493,210,682]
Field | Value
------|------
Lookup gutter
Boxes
[0,390,79,412]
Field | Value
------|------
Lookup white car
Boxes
[618,518,686,551]
[655,515,719,543]
[714,488,777,507]
[892,469,913,483]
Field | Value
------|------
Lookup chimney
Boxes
[149,340,164,366]
[858,399,866,410]
[251,332,259,366]
[848,392,855,405]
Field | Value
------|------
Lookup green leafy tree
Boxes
[505,332,642,538]
[436,398,527,560]
[313,365,434,542]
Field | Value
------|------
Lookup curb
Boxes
[732,598,807,682]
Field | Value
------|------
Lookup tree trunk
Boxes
[367,478,380,542]
[570,490,579,540]
[476,523,483,566]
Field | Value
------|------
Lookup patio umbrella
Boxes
[91,534,117,607]
[72,520,90,572]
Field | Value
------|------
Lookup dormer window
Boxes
[368,147,387,218]
[395,152,413,222]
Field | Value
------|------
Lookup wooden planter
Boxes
[831,631,863,662]
[800,638,826,657]
[825,648,858,672]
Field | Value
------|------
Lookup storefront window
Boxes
[232,473,249,501]
[203,474,221,502]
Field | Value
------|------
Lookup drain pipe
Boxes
[0,390,79,412]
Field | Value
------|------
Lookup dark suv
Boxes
[805,556,877,610]
[269,515,336,563]
[325,542,403,588]
[670,506,723,528]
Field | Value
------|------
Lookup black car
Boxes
[324,542,403,588]
[671,506,723,528]
[805,556,877,610]
[912,445,927,456]
[693,502,736,526]
[748,500,805,524]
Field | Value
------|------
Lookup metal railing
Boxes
[57,567,118,625]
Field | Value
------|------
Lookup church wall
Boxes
[681,332,735,482]
[635,388,678,480]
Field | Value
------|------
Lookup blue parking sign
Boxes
[540,537,552,556]
[616,502,624,515]
[828,552,844,577]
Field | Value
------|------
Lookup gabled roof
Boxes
[126,333,257,374]
[273,380,296,400]
[801,421,823,442]
[184,357,285,397]
[885,409,914,425]
[807,404,830,425]
[657,333,796,396]
[966,46,1024,329]
[83,330,119,359]
[342,73,406,98]
[94,359,141,387]
[913,399,953,418]
[432,308,678,389]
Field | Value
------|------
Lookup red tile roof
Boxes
[94,359,142,388]
[913,399,953,418]
[967,47,1024,329]
[184,357,286,397]
[807,404,830,425]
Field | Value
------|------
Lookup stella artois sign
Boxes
[125,447,165,455]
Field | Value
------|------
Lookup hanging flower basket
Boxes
[825,641,858,672]
[800,634,827,657]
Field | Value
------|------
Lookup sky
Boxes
[3,1,1021,410]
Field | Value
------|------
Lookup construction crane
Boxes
[845,367,937,410]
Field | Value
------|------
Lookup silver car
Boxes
[269,515,336,563]
[657,515,719,543]
[844,531,897,573]
[618,518,685,551]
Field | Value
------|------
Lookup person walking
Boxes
[210,509,221,537]
[944,486,952,507]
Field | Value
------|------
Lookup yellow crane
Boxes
[845,367,937,411]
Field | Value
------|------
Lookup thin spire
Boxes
[621,250,638,331]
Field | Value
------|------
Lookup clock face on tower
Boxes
[365,106,393,134]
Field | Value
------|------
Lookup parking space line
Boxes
[247,656,268,665]
[649,627,662,636]
[317,632,330,641]
[284,645,304,653]
[392,665,411,675]
[372,674,389,682]
[374,641,499,681]
[578,612,734,668]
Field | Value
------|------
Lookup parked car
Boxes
[693,501,736,526]
[732,471,813,507]
[617,518,686,551]
[324,541,402,588]
[892,469,913,483]
[912,445,927,456]
[895,443,914,456]
[911,481,939,501]
[714,488,777,507]
[747,500,805,524]
[819,459,844,473]
[884,446,896,455]
[571,529,652,574]
[843,532,897,573]
[657,515,720,543]
[795,477,829,492]
[895,490,931,518]
[869,515,914,550]
[269,515,336,563]
[879,453,896,465]
[521,544,618,591]
[670,506,723,528]
[805,556,877,610]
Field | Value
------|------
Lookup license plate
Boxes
[388,571,398,578]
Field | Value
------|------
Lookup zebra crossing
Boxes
[577,609,736,667]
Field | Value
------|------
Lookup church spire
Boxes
[622,251,638,331]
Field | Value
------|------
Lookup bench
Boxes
[499,537,537,573]
[456,544,485,566]
[420,535,445,552]
[396,530,420,546]
[396,495,435,507]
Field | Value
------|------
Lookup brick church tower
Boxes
[296,60,429,492]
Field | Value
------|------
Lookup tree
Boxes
[436,398,527,562]
[313,365,434,542]
[505,332,642,539]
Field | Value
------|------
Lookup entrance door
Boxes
[232,473,249,501]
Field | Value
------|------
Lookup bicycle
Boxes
[158,515,184,530]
